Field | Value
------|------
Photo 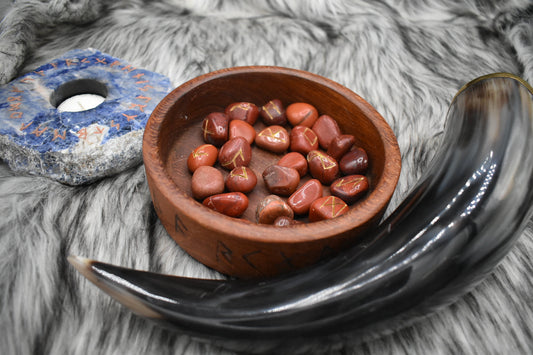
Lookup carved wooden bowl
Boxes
[143,66,401,279]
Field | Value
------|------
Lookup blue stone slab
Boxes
[0,48,172,185]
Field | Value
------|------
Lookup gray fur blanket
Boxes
[1,0,533,354]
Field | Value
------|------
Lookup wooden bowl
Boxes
[143,66,401,279]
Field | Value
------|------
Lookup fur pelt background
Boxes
[1,0,533,354]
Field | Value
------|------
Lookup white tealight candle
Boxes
[57,94,106,112]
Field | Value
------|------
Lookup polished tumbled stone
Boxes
[0,48,172,185]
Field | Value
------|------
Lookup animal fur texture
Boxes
[1,0,532,353]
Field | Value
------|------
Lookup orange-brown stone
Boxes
[277,151,308,177]
[286,102,318,127]
[226,166,257,193]
[229,119,256,144]
[255,125,290,153]
[203,192,249,218]
[262,165,300,196]
[309,196,349,222]
[307,150,339,185]
[187,144,218,173]
[287,179,323,215]
[290,125,319,154]
[218,137,252,170]
[256,195,294,224]
[312,114,341,149]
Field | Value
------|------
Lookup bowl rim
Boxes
[143,65,401,245]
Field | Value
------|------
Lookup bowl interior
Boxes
[145,66,400,245]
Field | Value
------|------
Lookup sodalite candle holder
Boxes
[0,48,172,185]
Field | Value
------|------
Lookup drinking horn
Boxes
[69,73,533,352]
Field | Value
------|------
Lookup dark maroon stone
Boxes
[327,134,355,161]
[330,175,369,204]
[339,147,369,175]
[225,102,259,125]
[201,112,229,147]
[260,99,287,125]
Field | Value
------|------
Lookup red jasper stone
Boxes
[218,137,252,170]
[290,125,319,154]
[260,99,287,125]
[229,119,256,144]
[277,152,308,177]
[339,147,369,175]
[262,165,300,196]
[287,179,323,215]
[327,134,355,161]
[191,166,225,200]
[225,102,259,125]
[307,150,340,185]
[187,144,218,173]
[330,175,369,204]
[309,196,349,222]
[226,166,257,193]
[255,125,290,153]
[203,192,249,218]
[256,194,294,224]
[273,216,302,227]
[286,102,318,127]
[312,114,342,149]
[201,112,229,147]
